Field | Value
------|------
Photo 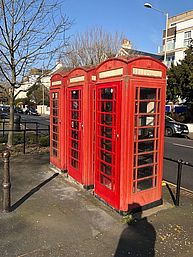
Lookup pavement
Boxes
[188,132,193,140]
[0,153,193,257]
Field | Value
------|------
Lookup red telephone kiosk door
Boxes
[67,87,83,183]
[95,82,121,209]
[50,88,61,168]
[131,83,165,206]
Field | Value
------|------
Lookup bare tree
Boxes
[0,0,72,147]
[62,27,127,67]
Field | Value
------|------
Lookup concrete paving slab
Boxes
[0,153,192,257]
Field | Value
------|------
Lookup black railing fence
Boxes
[0,118,192,206]
[0,120,50,154]
[164,157,193,206]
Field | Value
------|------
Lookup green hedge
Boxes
[0,132,50,147]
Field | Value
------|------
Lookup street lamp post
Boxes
[144,2,169,65]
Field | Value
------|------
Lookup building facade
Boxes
[158,9,193,66]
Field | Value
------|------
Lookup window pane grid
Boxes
[51,92,59,157]
[69,89,81,170]
[98,170,115,181]
[97,146,115,155]
[133,87,160,193]
[96,87,117,191]
[133,162,158,169]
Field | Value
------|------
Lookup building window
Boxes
[171,23,176,27]
[166,55,175,67]
[166,38,175,51]
[184,31,192,47]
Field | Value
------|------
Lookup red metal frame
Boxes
[66,68,96,187]
[50,73,68,171]
[95,82,121,209]
[129,82,164,206]
[94,57,166,212]
[67,86,83,183]
[50,57,166,213]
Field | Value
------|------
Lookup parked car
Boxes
[14,107,24,114]
[0,105,10,113]
[0,111,9,119]
[165,115,189,137]
[25,107,40,116]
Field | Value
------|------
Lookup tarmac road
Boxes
[164,136,193,191]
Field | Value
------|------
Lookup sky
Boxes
[63,0,193,54]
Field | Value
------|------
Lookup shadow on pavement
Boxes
[114,203,156,257]
[166,183,176,205]
[11,173,59,211]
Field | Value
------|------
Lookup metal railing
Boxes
[164,156,193,206]
[0,120,50,154]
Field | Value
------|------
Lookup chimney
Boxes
[121,39,132,49]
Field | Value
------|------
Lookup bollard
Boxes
[176,160,183,206]
[2,150,11,212]
[36,122,39,144]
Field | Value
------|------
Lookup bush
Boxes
[0,131,50,149]
[13,133,24,145]
[39,135,50,147]
[26,133,37,144]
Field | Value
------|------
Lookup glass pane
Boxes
[138,153,154,166]
[72,140,78,149]
[101,126,112,138]
[53,133,58,141]
[53,108,58,116]
[71,90,79,99]
[52,149,57,156]
[102,101,113,112]
[137,115,155,127]
[137,166,154,179]
[135,88,139,100]
[53,100,58,108]
[101,138,112,151]
[72,111,79,120]
[71,149,78,159]
[71,101,79,110]
[137,178,153,191]
[71,130,79,139]
[101,114,112,126]
[138,140,154,153]
[53,92,58,99]
[135,102,138,113]
[100,162,112,176]
[53,141,58,148]
[53,125,58,133]
[140,88,156,100]
[71,159,79,169]
[138,127,155,140]
[100,175,112,190]
[71,121,79,129]
[53,117,58,124]
[100,150,112,164]
[139,102,156,113]
[101,88,113,99]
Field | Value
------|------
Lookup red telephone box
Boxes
[94,57,166,212]
[50,72,68,171]
[66,67,96,188]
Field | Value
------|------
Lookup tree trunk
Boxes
[7,88,14,148]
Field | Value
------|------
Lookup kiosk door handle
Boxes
[113,130,119,140]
